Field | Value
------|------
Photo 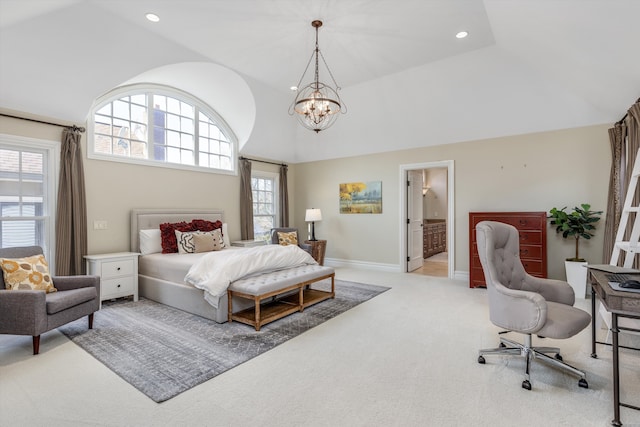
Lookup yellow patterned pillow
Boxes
[277,231,298,246]
[0,254,57,293]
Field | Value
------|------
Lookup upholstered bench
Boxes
[227,264,335,331]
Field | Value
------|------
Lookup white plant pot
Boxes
[565,260,588,299]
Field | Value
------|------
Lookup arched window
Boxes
[88,85,237,174]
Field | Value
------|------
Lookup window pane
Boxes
[181,117,193,134]
[131,94,146,106]
[113,100,130,120]
[167,97,180,114]
[167,114,180,131]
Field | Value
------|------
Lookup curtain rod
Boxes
[0,113,86,133]
[239,156,286,167]
[617,97,640,125]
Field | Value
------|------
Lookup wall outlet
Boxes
[93,220,108,230]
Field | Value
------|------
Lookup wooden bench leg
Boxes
[298,285,305,312]
[330,274,335,298]
[254,296,261,331]
[228,290,233,323]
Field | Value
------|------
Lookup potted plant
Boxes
[548,204,602,298]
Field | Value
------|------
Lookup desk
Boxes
[589,269,640,426]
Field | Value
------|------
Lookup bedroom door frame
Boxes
[399,160,455,277]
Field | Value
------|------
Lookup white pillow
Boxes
[222,223,231,248]
[139,229,162,255]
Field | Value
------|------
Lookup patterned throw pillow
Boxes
[176,229,225,254]
[191,219,225,247]
[277,231,298,246]
[175,229,197,254]
[0,254,57,293]
[193,229,224,253]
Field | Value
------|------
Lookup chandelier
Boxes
[289,20,345,133]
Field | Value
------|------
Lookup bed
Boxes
[131,209,334,325]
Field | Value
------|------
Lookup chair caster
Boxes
[478,355,486,364]
[522,380,532,390]
[554,353,563,361]
[578,378,588,389]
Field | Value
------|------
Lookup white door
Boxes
[407,170,424,271]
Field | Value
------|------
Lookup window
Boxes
[0,136,57,266]
[89,85,236,174]
[252,172,278,241]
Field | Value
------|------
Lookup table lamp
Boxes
[305,208,322,241]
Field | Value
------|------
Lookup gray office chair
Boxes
[475,221,591,390]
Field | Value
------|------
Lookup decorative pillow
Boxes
[277,231,298,246]
[160,221,195,253]
[175,229,197,254]
[0,254,57,293]
[191,219,222,232]
[139,229,162,255]
[193,229,224,252]
[175,229,225,253]
[191,219,225,247]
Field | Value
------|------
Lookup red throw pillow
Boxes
[159,222,195,253]
[191,219,222,232]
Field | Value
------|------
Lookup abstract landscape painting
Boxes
[339,181,382,214]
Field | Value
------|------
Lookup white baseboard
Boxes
[454,270,470,282]
[324,258,402,273]
[325,258,473,280]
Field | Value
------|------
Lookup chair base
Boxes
[478,333,589,390]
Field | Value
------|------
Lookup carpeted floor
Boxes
[58,279,388,402]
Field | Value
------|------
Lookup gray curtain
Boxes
[55,128,87,275]
[279,164,289,227]
[239,158,254,240]
[604,99,640,266]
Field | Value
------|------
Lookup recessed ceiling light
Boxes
[290,86,298,91]
[456,31,468,39]
[146,13,160,23]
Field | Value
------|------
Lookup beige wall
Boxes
[2,110,611,280]
[292,124,611,280]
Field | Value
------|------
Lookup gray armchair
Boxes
[0,246,100,354]
[475,221,591,390]
[269,228,312,255]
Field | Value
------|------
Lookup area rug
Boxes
[59,279,388,403]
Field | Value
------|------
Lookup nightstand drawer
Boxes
[101,259,135,278]
[102,276,135,298]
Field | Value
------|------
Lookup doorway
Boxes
[399,161,454,278]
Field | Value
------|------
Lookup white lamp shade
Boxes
[305,208,322,222]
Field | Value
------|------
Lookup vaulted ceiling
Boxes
[1,0,638,163]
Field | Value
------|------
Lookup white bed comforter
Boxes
[184,244,317,308]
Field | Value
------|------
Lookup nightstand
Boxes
[304,240,327,265]
[84,252,140,308]
[231,240,267,248]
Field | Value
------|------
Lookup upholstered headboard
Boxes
[130,209,224,252]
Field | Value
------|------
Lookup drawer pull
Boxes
[117,267,121,271]
[519,220,527,225]
[117,284,121,288]
[521,249,529,256]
